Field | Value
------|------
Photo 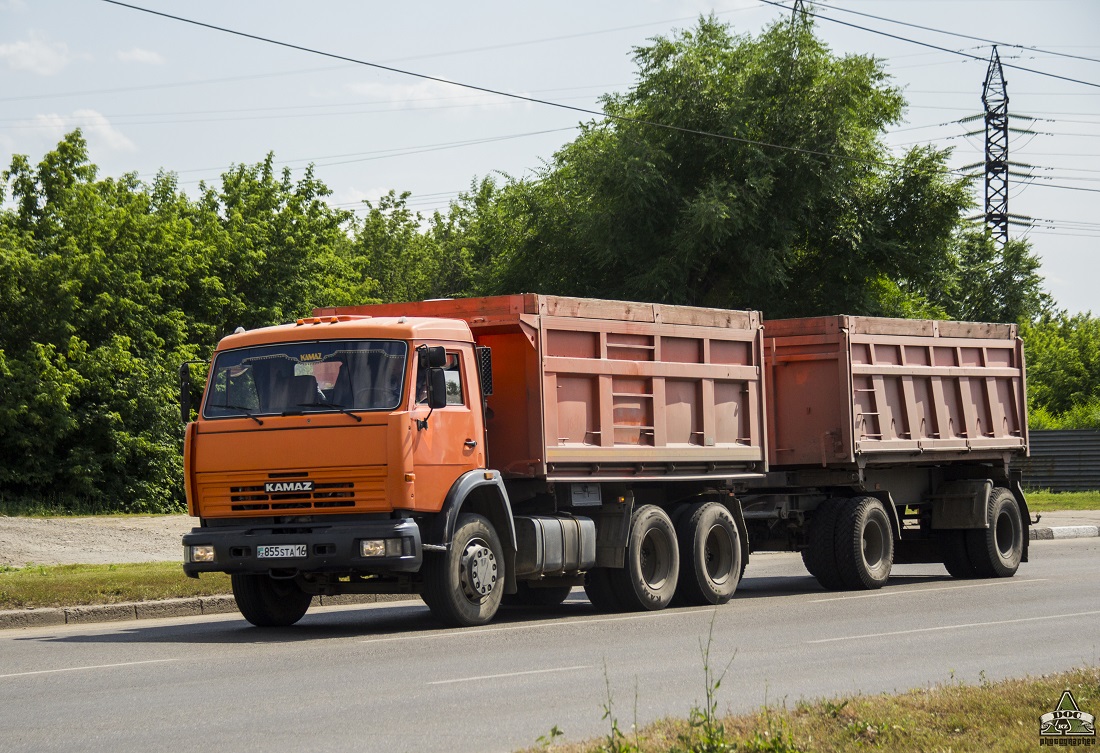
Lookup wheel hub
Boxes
[460,539,498,601]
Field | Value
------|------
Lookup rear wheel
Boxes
[503,582,573,607]
[834,496,894,590]
[803,500,845,590]
[611,505,679,611]
[966,487,1024,578]
[421,513,505,627]
[584,567,624,613]
[675,501,742,606]
[231,574,312,627]
[939,530,977,579]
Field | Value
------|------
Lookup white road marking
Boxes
[810,578,1048,603]
[428,664,590,685]
[361,606,718,645]
[0,658,177,680]
[806,610,1100,644]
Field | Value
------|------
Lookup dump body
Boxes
[317,294,768,483]
[764,315,1028,469]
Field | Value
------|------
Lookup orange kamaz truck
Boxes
[180,295,1030,627]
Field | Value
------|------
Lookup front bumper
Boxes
[182,517,422,576]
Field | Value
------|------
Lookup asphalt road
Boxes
[2,538,1097,753]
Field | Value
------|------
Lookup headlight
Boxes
[360,539,403,557]
[187,544,216,563]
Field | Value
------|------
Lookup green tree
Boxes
[474,15,973,317]
[1022,311,1100,427]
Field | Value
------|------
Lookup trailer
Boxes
[180,296,1030,628]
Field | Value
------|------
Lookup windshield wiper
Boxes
[292,401,363,423]
[218,404,264,425]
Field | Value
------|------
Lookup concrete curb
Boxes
[1030,525,1100,541]
[0,593,416,631]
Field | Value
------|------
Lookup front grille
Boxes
[199,468,387,515]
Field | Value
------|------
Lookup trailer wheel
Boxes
[803,500,845,590]
[421,513,504,627]
[611,505,679,611]
[835,496,894,590]
[584,568,624,613]
[231,574,312,627]
[503,582,573,608]
[965,487,1023,578]
[939,530,977,579]
[675,501,742,606]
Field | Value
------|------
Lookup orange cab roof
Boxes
[215,316,474,351]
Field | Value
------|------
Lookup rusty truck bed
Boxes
[765,315,1028,468]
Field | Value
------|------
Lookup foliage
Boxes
[1022,311,1100,426]
[0,132,366,511]
[472,15,974,318]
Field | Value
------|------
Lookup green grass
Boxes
[521,666,1100,753]
[1024,489,1100,512]
[0,562,230,610]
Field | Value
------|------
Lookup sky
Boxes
[1,0,1098,316]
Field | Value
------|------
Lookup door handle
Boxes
[464,439,478,448]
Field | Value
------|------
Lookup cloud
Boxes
[343,78,526,115]
[0,32,71,76]
[116,47,165,65]
[26,109,136,153]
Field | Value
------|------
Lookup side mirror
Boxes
[428,368,448,409]
[418,345,446,369]
[179,362,191,424]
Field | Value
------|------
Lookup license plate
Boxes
[256,544,307,559]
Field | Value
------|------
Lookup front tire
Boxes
[421,513,505,627]
[610,505,679,611]
[675,501,742,606]
[231,574,312,627]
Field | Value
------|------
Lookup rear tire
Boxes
[610,505,679,611]
[965,487,1023,578]
[939,530,977,579]
[834,496,894,590]
[674,501,742,606]
[584,567,624,613]
[421,513,504,627]
[231,574,312,627]
[803,500,846,590]
[503,582,573,607]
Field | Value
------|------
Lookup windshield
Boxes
[202,340,408,418]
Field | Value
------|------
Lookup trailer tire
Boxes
[835,496,894,590]
[803,500,845,590]
[939,530,977,579]
[584,567,624,613]
[503,582,573,608]
[675,501,742,606]
[611,505,679,611]
[421,513,504,627]
[965,487,1023,578]
[231,574,312,627]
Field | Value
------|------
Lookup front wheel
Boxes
[421,513,505,627]
[610,505,679,611]
[231,574,312,627]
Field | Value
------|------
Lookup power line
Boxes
[793,1,1100,66]
[96,0,961,176]
[757,0,1100,90]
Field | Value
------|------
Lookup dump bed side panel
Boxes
[766,315,1028,468]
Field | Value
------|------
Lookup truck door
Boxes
[410,347,484,512]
